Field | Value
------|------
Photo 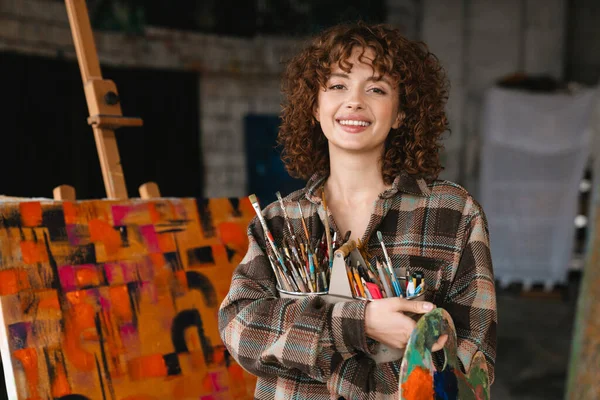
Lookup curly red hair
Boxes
[278,22,449,184]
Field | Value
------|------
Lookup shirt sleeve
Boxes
[441,204,497,383]
[218,217,401,398]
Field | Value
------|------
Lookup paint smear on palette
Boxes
[401,366,434,400]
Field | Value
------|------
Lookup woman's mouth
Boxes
[336,119,372,133]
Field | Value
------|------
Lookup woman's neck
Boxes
[324,145,389,206]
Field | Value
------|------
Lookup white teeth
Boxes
[338,120,371,127]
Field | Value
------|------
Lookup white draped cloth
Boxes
[479,86,597,289]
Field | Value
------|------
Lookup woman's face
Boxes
[315,47,400,155]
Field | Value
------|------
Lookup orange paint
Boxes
[20,241,48,264]
[13,348,41,400]
[401,366,434,400]
[228,364,249,397]
[37,291,60,310]
[149,253,166,268]
[239,197,254,216]
[147,203,161,224]
[0,269,30,295]
[122,396,159,400]
[217,222,248,253]
[175,270,187,288]
[157,233,176,253]
[109,285,133,321]
[62,202,77,224]
[50,360,71,398]
[88,219,121,255]
[75,267,100,287]
[63,292,96,371]
[127,354,167,380]
[211,244,228,266]
[20,202,43,227]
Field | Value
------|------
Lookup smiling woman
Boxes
[219,22,496,400]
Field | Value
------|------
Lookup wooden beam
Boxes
[139,182,161,199]
[53,185,76,201]
[64,0,143,199]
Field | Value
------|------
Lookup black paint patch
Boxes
[186,271,217,307]
[68,243,97,265]
[163,352,182,376]
[225,245,236,262]
[42,206,68,241]
[164,251,182,271]
[0,208,22,228]
[171,309,213,365]
[196,198,216,238]
[115,225,129,247]
[187,246,215,266]
[228,197,242,217]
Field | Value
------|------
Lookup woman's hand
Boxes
[365,298,445,350]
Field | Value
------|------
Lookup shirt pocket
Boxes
[393,255,447,303]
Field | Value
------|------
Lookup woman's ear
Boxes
[313,105,320,122]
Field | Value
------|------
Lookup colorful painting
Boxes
[399,308,490,400]
[0,197,257,399]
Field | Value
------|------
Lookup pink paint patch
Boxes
[99,294,111,311]
[103,263,122,285]
[111,205,134,226]
[121,261,137,283]
[120,323,137,336]
[210,370,229,392]
[139,225,160,253]
[58,266,76,291]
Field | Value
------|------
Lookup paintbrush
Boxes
[376,231,402,297]
[248,194,288,274]
[276,191,299,245]
[321,188,334,270]
[297,202,312,252]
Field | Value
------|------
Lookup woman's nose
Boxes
[345,90,365,110]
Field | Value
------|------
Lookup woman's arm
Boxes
[218,217,372,381]
[441,202,497,383]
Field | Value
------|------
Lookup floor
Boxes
[491,281,579,400]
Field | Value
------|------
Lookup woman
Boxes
[219,22,496,399]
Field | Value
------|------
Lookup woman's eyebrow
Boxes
[367,76,393,86]
[329,72,392,87]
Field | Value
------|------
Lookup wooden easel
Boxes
[55,0,161,201]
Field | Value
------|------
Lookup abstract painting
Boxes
[0,197,257,399]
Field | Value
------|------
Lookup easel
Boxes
[55,0,161,202]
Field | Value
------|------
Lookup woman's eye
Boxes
[370,87,387,95]
[328,84,345,90]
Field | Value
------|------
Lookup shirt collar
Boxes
[304,171,431,204]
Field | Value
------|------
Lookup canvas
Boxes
[0,197,257,399]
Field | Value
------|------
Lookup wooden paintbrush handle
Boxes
[334,240,357,258]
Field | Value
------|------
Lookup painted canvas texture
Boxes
[0,197,257,399]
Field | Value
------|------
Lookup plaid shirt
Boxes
[219,172,497,399]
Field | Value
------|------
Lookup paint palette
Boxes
[399,308,490,400]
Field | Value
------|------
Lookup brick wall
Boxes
[0,0,301,198]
